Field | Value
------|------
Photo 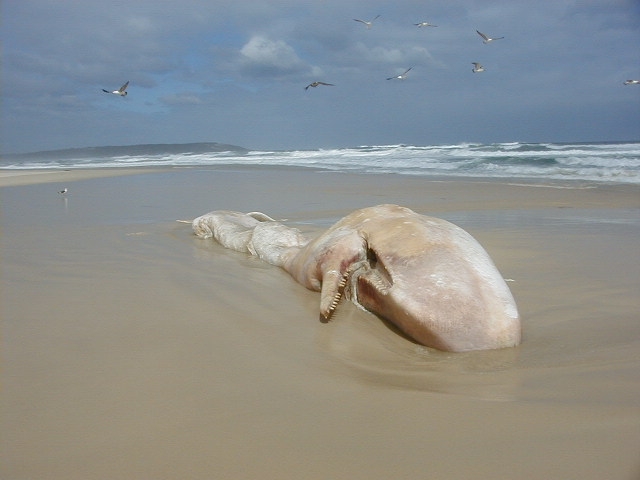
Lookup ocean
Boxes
[2,141,639,184]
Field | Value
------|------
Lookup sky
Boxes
[2,0,639,154]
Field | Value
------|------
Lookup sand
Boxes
[2,167,639,479]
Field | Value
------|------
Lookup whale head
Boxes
[292,205,521,352]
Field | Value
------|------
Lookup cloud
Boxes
[237,35,309,77]
[353,43,436,66]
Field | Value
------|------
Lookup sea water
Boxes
[2,141,639,184]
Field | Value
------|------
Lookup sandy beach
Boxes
[2,166,639,479]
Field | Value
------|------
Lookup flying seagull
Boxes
[102,81,129,96]
[623,80,640,85]
[472,62,485,73]
[305,81,335,90]
[353,15,380,29]
[59,188,68,195]
[415,21,437,27]
[387,67,413,80]
[476,30,504,43]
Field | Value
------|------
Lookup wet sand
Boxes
[2,167,639,479]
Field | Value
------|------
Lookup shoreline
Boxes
[5,165,639,225]
[3,163,639,192]
[0,167,171,187]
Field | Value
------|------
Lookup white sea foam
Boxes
[2,141,639,184]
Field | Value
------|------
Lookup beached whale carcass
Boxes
[192,205,521,352]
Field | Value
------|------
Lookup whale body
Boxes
[192,205,521,352]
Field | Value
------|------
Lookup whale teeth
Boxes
[323,269,351,321]
[338,271,349,289]
[330,296,340,310]
[365,269,391,293]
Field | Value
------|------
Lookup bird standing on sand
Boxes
[472,62,485,73]
[102,81,129,96]
[305,81,335,90]
[353,15,380,29]
[415,21,437,27]
[623,80,639,85]
[476,30,504,44]
[387,67,413,80]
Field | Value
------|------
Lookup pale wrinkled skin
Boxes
[192,205,521,352]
